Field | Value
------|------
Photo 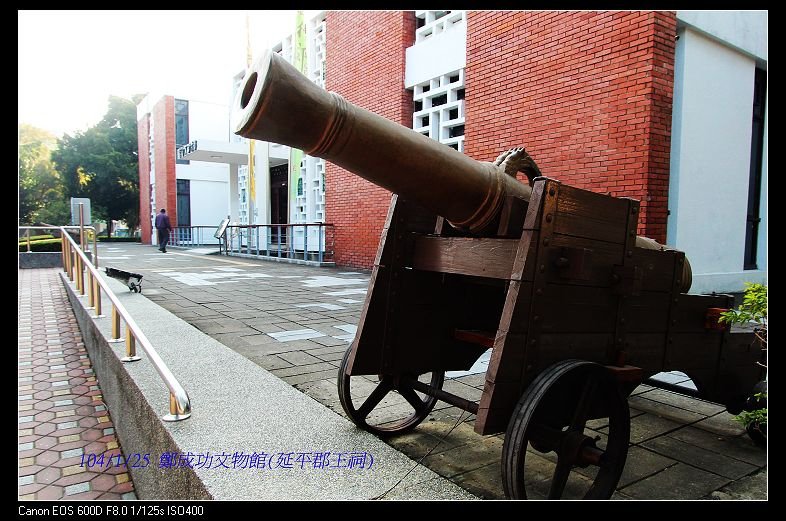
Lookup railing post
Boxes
[67,245,74,281]
[79,203,86,252]
[303,224,308,262]
[61,236,67,273]
[277,225,282,258]
[109,305,123,343]
[87,271,95,308]
[26,228,31,253]
[77,256,85,296]
[121,328,141,362]
[256,226,260,257]
[92,228,98,268]
[93,274,103,317]
[318,224,324,263]
[290,225,294,258]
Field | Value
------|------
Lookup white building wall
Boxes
[676,11,768,61]
[188,100,230,141]
[405,12,466,88]
[667,27,766,294]
[188,179,230,226]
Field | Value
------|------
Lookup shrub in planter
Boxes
[18,238,63,252]
[18,234,55,243]
[720,283,767,447]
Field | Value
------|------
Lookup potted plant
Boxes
[720,283,767,447]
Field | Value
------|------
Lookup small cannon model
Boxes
[105,267,143,293]
[233,50,764,499]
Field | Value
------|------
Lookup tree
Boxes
[52,96,139,236]
[19,124,70,225]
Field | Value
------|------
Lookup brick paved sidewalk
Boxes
[18,268,136,500]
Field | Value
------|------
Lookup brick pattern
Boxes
[18,269,136,500]
[137,115,152,245]
[152,96,178,229]
[464,11,676,242]
[324,11,416,268]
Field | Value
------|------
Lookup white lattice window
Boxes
[272,36,293,63]
[309,17,327,89]
[413,69,466,152]
[238,165,249,225]
[415,10,465,43]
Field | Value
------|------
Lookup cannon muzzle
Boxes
[232,49,531,233]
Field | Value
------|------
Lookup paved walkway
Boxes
[78,244,767,499]
[18,268,136,500]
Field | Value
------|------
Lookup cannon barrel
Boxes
[232,50,531,232]
[232,50,692,291]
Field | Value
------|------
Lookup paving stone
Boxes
[641,435,758,479]
[277,350,324,366]
[617,446,677,488]
[628,395,707,423]
[620,462,730,499]
[666,426,766,467]
[270,362,336,378]
[708,468,767,500]
[450,462,504,499]
[642,388,726,416]
[692,412,747,437]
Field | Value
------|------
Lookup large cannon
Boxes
[232,50,764,499]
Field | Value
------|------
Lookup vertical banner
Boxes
[289,10,307,224]
[248,139,256,221]
[245,15,256,224]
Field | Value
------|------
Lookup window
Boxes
[175,99,189,165]
[744,68,766,270]
[176,179,191,227]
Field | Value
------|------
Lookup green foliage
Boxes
[720,283,767,326]
[734,393,767,430]
[51,96,140,235]
[19,125,71,225]
[720,285,767,438]
[18,238,62,252]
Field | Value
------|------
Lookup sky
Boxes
[19,10,320,138]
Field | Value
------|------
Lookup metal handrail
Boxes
[19,225,98,267]
[60,227,191,421]
[224,222,335,263]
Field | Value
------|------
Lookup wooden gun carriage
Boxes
[233,50,765,499]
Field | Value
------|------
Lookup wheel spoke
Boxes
[398,384,426,414]
[568,377,598,432]
[357,379,393,419]
[548,457,572,499]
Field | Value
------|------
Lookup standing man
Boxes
[155,209,172,253]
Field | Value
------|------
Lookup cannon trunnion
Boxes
[233,50,764,500]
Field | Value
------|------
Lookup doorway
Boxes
[270,163,288,244]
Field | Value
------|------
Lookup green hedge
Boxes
[98,237,141,242]
[18,234,55,243]
[19,238,62,252]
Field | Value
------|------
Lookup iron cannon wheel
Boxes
[502,359,630,499]
[337,346,444,436]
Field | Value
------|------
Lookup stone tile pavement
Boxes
[83,243,768,499]
[18,268,136,500]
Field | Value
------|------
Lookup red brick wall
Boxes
[152,96,178,229]
[464,11,676,242]
[325,11,416,268]
[137,114,151,243]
